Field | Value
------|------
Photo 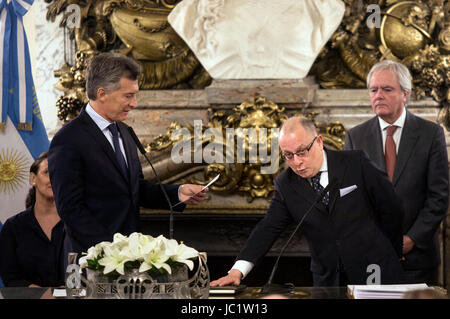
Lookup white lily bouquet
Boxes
[79,232,199,278]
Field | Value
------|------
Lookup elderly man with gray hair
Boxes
[344,60,449,285]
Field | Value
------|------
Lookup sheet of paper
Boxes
[201,174,220,191]
[52,288,87,298]
[347,283,429,299]
[53,289,67,297]
[173,174,220,207]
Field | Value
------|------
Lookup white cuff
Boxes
[177,184,183,201]
[229,260,254,279]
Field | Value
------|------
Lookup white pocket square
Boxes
[339,185,357,197]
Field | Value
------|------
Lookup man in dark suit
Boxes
[48,53,207,258]
[344,60,449,285]
[211,116,404,287]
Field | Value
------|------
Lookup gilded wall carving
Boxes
[45,0,211,122]
[313,0,450,128]
[144,96,346,202]
[46,0,449,127]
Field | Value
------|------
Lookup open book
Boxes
[347,283,428,299]
[209,285,246,295]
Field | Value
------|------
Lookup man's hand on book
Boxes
[210,269,242,287]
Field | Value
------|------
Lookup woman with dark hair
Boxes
[0,152,65,287]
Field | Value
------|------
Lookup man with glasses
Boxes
[211,116,404,287]
[345,60,449,285]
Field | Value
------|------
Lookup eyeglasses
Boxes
[282,136,317,161]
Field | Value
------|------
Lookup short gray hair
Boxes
[366,60,412,94]
[279,116,317,137]
[86,52,141,100]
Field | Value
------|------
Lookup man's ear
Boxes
[317,134,324,149]
[96,87,107,101]
[402,90,409,104]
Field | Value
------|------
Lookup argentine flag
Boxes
[0,0,49,222]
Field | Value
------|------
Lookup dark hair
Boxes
[25,152,49,208]
[85,52,141,100]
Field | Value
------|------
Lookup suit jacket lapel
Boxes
[290,170,328,215]
[326,149,346,214]
[79,108,129,183]
[367,117,386,171]
[117,122,135,183]
[393,110,419,185]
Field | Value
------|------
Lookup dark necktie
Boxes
[385,125,398,182]
[311,171,329,206]
[108,123,128,179]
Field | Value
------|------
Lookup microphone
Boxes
[261,177,340,294]
[127,126,176,239]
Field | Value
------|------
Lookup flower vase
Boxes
[115,268,155,299]
[86,269,118,299]
[147,264,190,299]
[80,232,210,299]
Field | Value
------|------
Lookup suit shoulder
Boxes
[347,117,377,134]
[409,112,441,130]
[331,149,371,168]
[53,116,82,135]
[407,112,444,143]
[275,167,291,183]
[329,149,365,159]
[50,116,85,145]
[275,167,302,188]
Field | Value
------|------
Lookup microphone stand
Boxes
[261,178,339,294]
[127,126,176,239]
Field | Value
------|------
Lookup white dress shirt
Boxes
[85,104,128,166]
[230,151,329,278]
[378,107,406,154]
[85,104,184,201]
